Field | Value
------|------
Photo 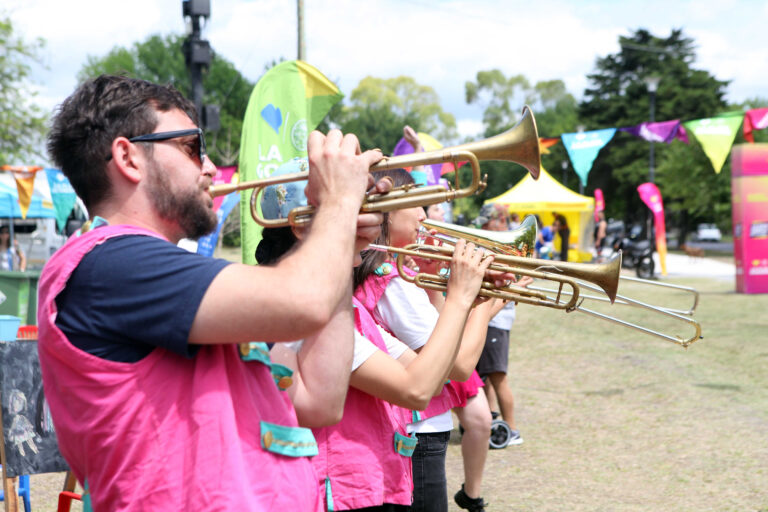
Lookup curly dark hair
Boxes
[47,74,197,210]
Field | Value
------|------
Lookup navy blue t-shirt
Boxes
[55,234,232,363]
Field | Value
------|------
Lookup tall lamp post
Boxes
[561,160,568,185]
[644,76,661,182]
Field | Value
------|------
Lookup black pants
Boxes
[410,431,450,512]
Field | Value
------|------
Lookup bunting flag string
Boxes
[3,104,766,218]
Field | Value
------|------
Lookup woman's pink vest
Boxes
[37,225,320,511]
[354,262,482,421]
[310,297,415,511]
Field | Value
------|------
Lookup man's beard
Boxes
[146,158,217,239]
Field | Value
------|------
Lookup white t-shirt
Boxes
[281,327,409,372]
[489,301,516,330]
[374,276,454,434]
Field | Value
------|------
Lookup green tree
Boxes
[0,14,47,164]
[461,70,580,218]
[579,28,730,237]
[332,76,457,151]
[78,34,254,165]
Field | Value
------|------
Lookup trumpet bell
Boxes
[422,214,538,258]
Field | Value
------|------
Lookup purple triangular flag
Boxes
[620,120,687,144]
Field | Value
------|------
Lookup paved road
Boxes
[653,252,734,280]
[682,240,733,252]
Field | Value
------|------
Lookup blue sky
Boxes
[7,0,768,146]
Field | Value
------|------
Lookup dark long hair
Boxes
[255,227,297,265]
[353,168,414,290]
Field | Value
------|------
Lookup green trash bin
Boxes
[0,270,41,326]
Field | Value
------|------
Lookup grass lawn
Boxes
[446,276,768,511]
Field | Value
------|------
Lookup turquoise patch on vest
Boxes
[374,262,394,276]
[240,342,272,365]
[260,420,318,457]
[412,410,422,423]
[393,431,418,457]
[270,362,294,390]
[325,477,335,511]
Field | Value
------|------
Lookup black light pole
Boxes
[644,76,660,183]
[182,0,219,131]
[561,160,568,185]
[643,76,660,240]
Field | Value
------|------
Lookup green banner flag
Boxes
[683,114,744,174]
[239,60,343,265]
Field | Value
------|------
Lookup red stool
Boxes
[16,325,38,340]
[57,491,82,512]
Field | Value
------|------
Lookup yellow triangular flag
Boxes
[13,170,37,219]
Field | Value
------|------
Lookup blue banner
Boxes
[45,168,78,231]
[197,192,240,257]
[561,128,617,187]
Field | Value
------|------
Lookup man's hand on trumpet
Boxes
[304,129,384,210]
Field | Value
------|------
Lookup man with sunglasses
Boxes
[39,74,387,510]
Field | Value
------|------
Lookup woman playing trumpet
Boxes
[354,168,511,512]
[260,160,495,511]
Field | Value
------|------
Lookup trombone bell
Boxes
[422,214,538,258]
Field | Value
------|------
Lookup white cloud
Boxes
[5,0,767,127]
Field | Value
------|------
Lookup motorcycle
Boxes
[612,224,655,279]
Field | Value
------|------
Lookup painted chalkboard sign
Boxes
[0,340,68,478]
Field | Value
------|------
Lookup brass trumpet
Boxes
[385,216,702,347]
[210,106,541,228]
[369,215,620,311]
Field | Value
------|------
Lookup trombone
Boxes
[368,242,621,313]
[210,107,541,228]
[399,217,702,347]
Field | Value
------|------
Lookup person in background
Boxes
[533,214,554,260]
[594,211,607,260]
[509,212,521,229]
[0,225,26,271]
[40,74,388,511]
[472,204,533,447]
[553,214,571,262]
[426,203,447,222]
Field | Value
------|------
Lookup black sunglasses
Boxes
[107,128,207,163]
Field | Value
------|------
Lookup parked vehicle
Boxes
[693,223,722,242]
[610,223,655,279]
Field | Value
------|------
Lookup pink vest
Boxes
[354,262,481,421]
[310,297,415,510]
[37,225,320,511]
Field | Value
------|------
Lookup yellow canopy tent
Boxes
[485,167,595,262]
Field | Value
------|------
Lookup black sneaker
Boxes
[454,483,488,512]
